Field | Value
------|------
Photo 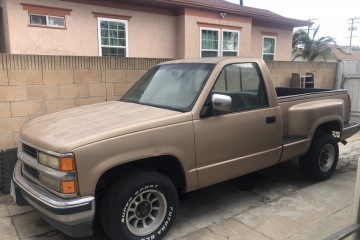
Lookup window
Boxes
[222,30,239,56]
[22,4,71,29]
[98,18,128,57]
[201,28,239,57]
[121,63,214,111]
[212,63,268,112]
[262,36,276,61]
[29,14,65,28]
[201,28,220,57]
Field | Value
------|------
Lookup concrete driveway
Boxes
[1,133,359,240]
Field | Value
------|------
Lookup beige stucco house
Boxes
[0,0,311,60]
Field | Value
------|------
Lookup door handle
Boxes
[266,116,276,124]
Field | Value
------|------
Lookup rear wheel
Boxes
[299,132,339,181]
[100,171,178,240]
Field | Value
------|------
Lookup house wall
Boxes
[251,24,294,61]
[0,0,11,53]
[177,15,186,59]
[0,54,338,151]
[2,0,298,60]
[182,8,253,58]
[3,0,178,58]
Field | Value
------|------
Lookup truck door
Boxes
[193,62,279,188]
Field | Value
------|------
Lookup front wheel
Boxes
[299,132,339,181]
[100,171,178,240]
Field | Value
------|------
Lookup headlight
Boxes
[39,152,59,169]
[39,173,61,192]
[38,152,75,171]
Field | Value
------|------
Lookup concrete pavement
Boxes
[1,133,359,240]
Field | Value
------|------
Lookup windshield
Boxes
[121,63,214,111]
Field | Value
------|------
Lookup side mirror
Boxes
[212,94,232,113]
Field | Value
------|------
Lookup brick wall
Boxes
[0,54,338,151]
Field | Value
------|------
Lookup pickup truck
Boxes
[12,57,359,240]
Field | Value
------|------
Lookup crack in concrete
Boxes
[336,155,360,174]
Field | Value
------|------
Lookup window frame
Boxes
[262,36,276,61]
[200,27,221,57]
[222,29,240,57]
[209,62,270,114]
[97,17,129,57]
[29,13,66,28]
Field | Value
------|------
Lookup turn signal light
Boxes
[59,157,75,171]
[61,180,76,194]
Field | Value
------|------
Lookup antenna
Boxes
[347,17,360,54]
[307,19,317,34]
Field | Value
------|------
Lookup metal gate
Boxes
[337,61,360,123]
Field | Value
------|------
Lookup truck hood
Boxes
[20,101,186,153]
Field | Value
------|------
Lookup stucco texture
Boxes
[251,25,294,61]
[3,0,178,58]
[1,0,294,60]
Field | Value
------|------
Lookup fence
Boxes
[0,54,338,151]
[0,55,172,151]
[336,61,360,124]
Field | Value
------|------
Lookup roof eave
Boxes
[152,0,313,27]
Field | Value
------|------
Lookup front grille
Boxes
[23,163,39,180]
[23,143,38,159]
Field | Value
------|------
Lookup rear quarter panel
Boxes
[278,91,349,162]
[279,91,349,138]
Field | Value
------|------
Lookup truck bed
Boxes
[275,87,349,104]
[275,87,351,162]
[276,87,332,97]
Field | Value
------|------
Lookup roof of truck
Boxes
[159,57,261,65]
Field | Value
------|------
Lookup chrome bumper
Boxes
[12,161,95,237]
[341,122,360,141]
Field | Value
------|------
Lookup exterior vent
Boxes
[23,163,40,180]
[22,144,37,159]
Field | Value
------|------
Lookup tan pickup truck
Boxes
[12,57,359,240]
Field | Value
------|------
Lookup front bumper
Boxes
[12,161,95,237]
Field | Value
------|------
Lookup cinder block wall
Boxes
[266,61,338,89]
[0,54,172,150]
[0,54,338,151]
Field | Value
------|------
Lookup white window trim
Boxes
[222,29,240,56]
[262,36,276,60]
[29,14,65,28]
[200,27,220,57]
[97,17,129,57]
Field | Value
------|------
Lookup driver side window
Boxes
[212,63,269,112]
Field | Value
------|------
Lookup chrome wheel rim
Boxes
[126,190,167,236]
[319,144,335,172]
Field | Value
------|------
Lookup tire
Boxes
[100,171,178,240]
[299,132,339,181]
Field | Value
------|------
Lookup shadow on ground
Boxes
[59,159,317,240]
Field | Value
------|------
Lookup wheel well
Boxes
[316,121,341,136]
[95,156,186,198]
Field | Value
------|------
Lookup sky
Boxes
[225,0,360,47]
